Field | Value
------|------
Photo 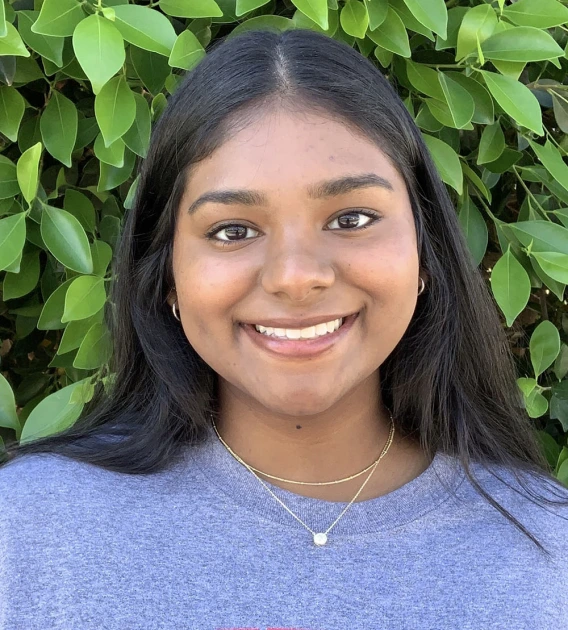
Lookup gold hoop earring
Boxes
[172,301,180,321]
[418,277,426,296]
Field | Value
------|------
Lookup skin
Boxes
[167,106,432,502]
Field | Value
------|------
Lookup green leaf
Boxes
[525,389,548,418]
[292,0,329,30]
[477,121,505,165]
[4,247,23,273]
[0,372,19,432]
[510,220,568,254]
[551,92,568,135]
[446,72,494,125]
[112,4,177,56]
[292,6,338,34]
[230,15,295,37]
[531,252,568,285]
[422,134,463,194]
[94,75,136,148]
[63,189,96,234]
[40,205,93,274]
[0,213,26,271]
[20,379,87,443]
[98,145,135,192]
[31,0,84,38]
[62,275,106,323]
[537,429,561,466]
[502,0,568,29]
[90,239,113,277]
[490,246,531,327]
[73,322,112,369]
[461,162,490,202]
[40,91,78,167]
[123,93,151,158]
[340,1,368,39]
[438,73,475,129]
[168,29,205,71]
[58,310,104,355]
[481,26,563,63]
[390,0,433,40]
[16,141,42,204]
[74,117,99,151]
[435,6,466,50]
[68,379,96,406]
[0,85,25,142]
[93,133,125,168]
[0,155,20,199]
[480,70,543,136]
[0,22,30,57]
[12,57,44,84]
[37,277,75,330]
[405,60,444,100]
[94,132,125,167]
[528,140,568,196]
[3,250,40,300]
[456,4,497,61]
[0,1,6,39]
[400,0,447,38]
[368,8,410,58]
[364,0,388,30]
[131,46,170,95]
[458,196,488,267]
[72,14,125,95]
[530,320,560,378]
[163,0,224,18]
[98,214,121,250]
[17,10,64,67]
[235,0,271,16]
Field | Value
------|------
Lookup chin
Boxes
[258,392,340,418]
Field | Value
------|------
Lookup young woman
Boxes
[1,28,567,630]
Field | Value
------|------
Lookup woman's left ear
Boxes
[166,290,177,307]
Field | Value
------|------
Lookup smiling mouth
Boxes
[253,316,345,340]
[239,312,360,358]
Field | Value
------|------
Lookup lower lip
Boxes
[240,312,360,358]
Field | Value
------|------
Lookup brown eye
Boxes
[327,211,378,230]
[210,225,260,242]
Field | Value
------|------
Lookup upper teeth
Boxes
[254,318,344,339]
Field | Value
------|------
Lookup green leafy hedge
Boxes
[1,0,568,482]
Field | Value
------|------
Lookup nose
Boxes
[260,231,336,302]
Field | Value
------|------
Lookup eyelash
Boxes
[204,210,381,247]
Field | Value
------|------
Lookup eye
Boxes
[206,224,260,243]
[326,210,379,230]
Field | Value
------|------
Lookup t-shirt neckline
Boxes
[186,424,467,537]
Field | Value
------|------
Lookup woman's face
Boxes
[169,107,422,417]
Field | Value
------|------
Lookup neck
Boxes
[214,378,431,502]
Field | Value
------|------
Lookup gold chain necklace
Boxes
[212,409,395,486]
[210,414,395,546]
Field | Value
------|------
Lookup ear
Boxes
[166,290,177,307]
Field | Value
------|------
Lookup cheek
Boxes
[343,228,419,298]
[172,246,253,337]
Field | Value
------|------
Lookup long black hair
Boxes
[2,28,567,556]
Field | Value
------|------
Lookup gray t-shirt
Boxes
[1,424,567,629]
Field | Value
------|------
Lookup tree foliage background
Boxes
[1,0,568,483]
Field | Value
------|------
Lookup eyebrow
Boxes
[186,173,394,215]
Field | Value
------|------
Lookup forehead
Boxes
[185,107,406,194]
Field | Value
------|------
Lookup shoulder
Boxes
[454,457,568,555]
[0,453,108,510]
[0,451,184,514]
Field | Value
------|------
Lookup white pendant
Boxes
[313,532,328,546]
